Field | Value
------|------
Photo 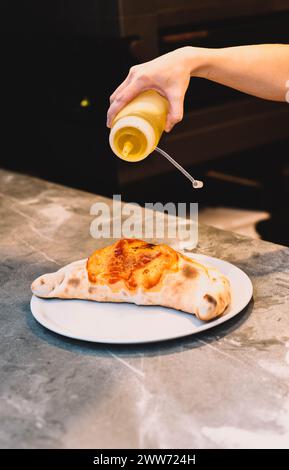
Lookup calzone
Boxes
[31,238,231,321]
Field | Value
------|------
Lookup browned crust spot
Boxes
[88,286,97,294]
[67,278,80,288]
[182,264,198,279]
[204,294,217,308]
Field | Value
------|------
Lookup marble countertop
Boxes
[1,168,289,449]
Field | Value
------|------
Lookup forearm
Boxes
[187,44,289,102]
[108,44,289,131]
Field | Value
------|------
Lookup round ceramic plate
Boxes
[30,253,253,344]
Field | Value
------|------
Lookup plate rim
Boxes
[30,253,253,344]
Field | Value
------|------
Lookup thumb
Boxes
[165,95,184,132]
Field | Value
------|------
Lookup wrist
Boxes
[181,46,217,78]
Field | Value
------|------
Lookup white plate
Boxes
[30,254,253,344]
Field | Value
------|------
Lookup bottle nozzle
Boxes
[122,140,133,158]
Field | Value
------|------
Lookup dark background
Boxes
[1,0,289,244]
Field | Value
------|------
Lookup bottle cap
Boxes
[122,141,133,158]
[109,116,155,161]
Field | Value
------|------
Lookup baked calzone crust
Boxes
[31,239,231,321]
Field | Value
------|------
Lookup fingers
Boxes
[108,88,185,131]
[107,81,147,127]
[107,63,187,132]
[107,67,136,126]
[165,94,185,132]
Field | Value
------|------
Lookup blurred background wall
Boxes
[1,1,289,244]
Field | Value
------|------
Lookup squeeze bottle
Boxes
[109,90,169,162]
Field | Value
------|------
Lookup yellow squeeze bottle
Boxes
[109,90,169,161]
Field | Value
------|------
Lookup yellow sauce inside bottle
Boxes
[109,90,169,162]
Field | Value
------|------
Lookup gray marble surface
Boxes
[1,168,289,449]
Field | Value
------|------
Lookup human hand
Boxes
[107,47,196,132]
